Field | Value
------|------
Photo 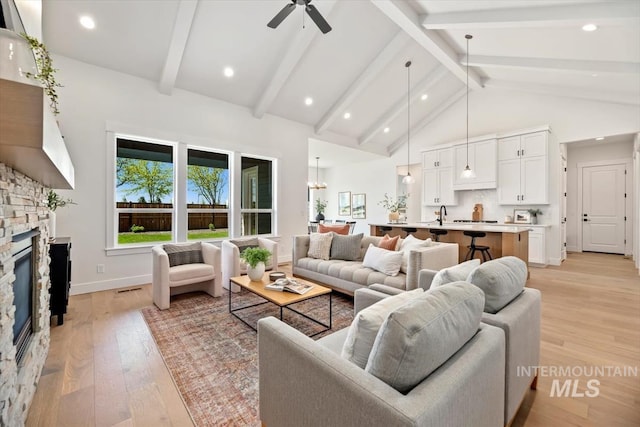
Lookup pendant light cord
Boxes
[406,60,411,173]
[466,35,470,167]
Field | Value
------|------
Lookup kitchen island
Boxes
[370,222,530,265]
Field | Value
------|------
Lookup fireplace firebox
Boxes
[11,229,39,366]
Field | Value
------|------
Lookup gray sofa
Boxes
[356,256,541,426]
[258,283,506,427]
[292,234,459,295]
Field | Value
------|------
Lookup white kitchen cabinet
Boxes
[453,139,497,190]
[528,227,547,265]
[423,148,453,170]
[498,131,548,204]
[422,148,456,206]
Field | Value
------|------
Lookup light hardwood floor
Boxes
[26,252,640,427]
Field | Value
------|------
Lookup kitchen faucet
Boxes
[438,205,447,226]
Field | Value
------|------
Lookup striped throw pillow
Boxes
[163,242,204,267]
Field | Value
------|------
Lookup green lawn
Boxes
[118,229,229,244]
[187,230,229,240]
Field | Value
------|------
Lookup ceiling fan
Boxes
[267,0,332,34]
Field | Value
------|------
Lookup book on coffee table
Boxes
[265,278,314,295]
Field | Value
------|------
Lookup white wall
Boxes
[53,55,312,293]
[320,88,640,266]
[565,140,635,253]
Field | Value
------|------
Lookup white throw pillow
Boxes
[430,259,481,288]
[362,244,403,276]
[399,235,432,273]
[341,288,424,368]
[307,232,333,260]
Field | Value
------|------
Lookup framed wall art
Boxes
[351,193,366,219]
[338,191,351,216]
[513,209,531,224]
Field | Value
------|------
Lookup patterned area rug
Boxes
[141,288,355,426]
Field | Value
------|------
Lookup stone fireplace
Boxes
[0,163,51,425]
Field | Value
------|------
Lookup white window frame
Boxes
[184,145,232,242]
[106,132,278,256]
[107,132,178,254]
[238,154,278,237]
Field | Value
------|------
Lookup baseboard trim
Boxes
[548,257,562,266]
[70,274,151,295]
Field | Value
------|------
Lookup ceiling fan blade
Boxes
[305,4,332,34]
[267,3,296,29]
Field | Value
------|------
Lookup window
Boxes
[241,156,274,236]
[115,138,174,245]
[109,133,277,250]
[187,148,229,240]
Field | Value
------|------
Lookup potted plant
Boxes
[46,190,76,240]
[527,208,543,224]
[378,193,408,223]
[241,247,272,281]
[315,198,327,222]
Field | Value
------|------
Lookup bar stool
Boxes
[429,229,448,242]
[463,231,493,262]
[401,227,417,238]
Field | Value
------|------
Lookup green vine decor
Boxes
[21,33,62,115]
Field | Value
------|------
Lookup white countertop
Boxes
[369,222,540,234]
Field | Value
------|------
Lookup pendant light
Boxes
[402,60,415,184]
[460,34,476,179]
[308,156,327,189]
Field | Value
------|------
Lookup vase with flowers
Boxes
[379,193,408,223]
[527,208,542,225]
[314,198,327,222]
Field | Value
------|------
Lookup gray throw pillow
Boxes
[163,242,203,267]
[230,237,259,255]
[330,233,364,261]
[431,259,481,287]
[365,282,484,394]
[466,256,527,314]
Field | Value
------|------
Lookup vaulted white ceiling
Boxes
[42,0,640,166]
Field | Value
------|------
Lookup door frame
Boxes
[576,158,632,255]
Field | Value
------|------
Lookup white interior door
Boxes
[582,164,626,253]
[561,146,567,260]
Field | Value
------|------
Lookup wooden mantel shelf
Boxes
[0,78,75,189]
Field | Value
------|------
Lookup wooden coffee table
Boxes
[228,273,332,336]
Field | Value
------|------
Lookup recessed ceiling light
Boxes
[582,23,597,32]
[79,15,95,29]
[343,112,351,119]
[304,97,313,106]
[420,94,428,101]
[595,137,605,141]
[223,67,234,78]
[383,127,390,133]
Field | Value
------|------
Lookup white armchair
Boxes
[152,242,222,310]
[222,237,279,292]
